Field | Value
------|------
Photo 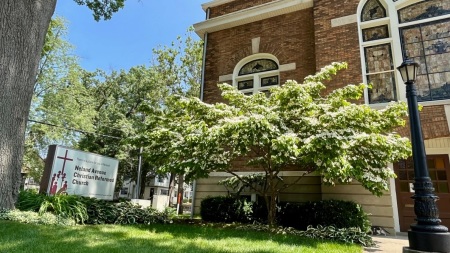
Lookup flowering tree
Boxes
[138,62,412,226]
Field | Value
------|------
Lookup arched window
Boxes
[359,0,396,104]
[234,56,280,96]
[361,0,387,21]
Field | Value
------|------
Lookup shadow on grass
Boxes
[0,221,360,253]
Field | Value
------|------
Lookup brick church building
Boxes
[192,0,450,233]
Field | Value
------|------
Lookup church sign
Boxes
[40,145,119,200]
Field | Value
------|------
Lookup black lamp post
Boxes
[397,59,450,252]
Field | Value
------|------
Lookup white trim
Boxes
[194,0,314,37]
[202,0,235,11]
[331,14,357,27]
[445,105,450,132]
[397,14,450,28]
[359,17,390,29]
[233,53,280,94]
[219,74,233,82]
[394,0,425,10]
[388,163,401,233]
[209,171,313,177]
[368,99,450,112]
[425,147,450,155]
[360,37,392,47]
[419,99,450,107]
[252,37,261,54]
[279,63,296,72]
[233,53,279,77]
[389,0,406,103]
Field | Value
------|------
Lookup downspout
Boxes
[191,7,210,219]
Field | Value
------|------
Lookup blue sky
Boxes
[54,0,206,72]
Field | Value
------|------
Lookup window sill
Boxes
[367,99,450,109]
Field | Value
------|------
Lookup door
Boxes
[394,155,450,232]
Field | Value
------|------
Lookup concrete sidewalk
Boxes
[364,234,409,253]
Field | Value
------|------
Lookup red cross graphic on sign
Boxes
[57,149,73,175]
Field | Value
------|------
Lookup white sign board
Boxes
[46,146,119,200]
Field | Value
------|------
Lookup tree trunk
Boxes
[266,174,277,228]
[168,173,175,206]
[139,171,146,199]
[177,174,184,215]
[0,0,56,209]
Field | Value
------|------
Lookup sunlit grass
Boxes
[0,220,362,253]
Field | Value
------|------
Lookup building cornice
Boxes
[202,0,235,11]
[194,0,313,37]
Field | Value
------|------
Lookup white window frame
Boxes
[233,53,280,95]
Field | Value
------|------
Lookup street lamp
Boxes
[397,59,450,252]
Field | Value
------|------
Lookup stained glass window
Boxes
[261,76,278,87]
[238,80,254,90]
[238,59,278,76]
[235,56,279,96]
[362,25,389,42]
[364,44,397,103]
[399,0,450,24]
[400,18,450,101]
[361,0,387,22]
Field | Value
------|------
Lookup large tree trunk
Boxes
[0,0,56,209]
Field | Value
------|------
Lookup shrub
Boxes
[80,197,172,225]
[16,190,172,226]
[16,189,46,212]
[113,201,172,225]
[235,223,374,247]
[277,200,371,232]
[200,196,254,223]
[300,225,374,246]
[0,209,75,226]
[79,197,118,224]
[39,194,88,223]
[201,197,370,233]
[17,190,88,223]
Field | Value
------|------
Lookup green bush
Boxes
[16,189,46,212]
[236,223,374,247]
[0,209,75,226]
[17,190,88,223]
[200,196,254,223]
[16,190,171,226]
[79,197,118,224]
[299,225,374,246]
[277,200,371,232]
[39,194,88,223]
[79,197,172,225]
[200,197,370,233]
[113,201,172,225]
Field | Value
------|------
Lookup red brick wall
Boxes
[203,0,450,140]
[209,0,276,18]
[396,105,450,140]
[312,0,450,139]
[203,8,316,104]
[313,0,362,94]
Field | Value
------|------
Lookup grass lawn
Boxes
[0,220,362,253]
